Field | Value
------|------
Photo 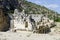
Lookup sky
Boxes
[27,0,60,13]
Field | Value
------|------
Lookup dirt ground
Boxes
[0,22,60,40]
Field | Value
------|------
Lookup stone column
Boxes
[10,20,14,32]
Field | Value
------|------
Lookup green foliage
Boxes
[10,0,60,21]
[21,0,58,14]
[55,17,60,22]
[17,0,60,22]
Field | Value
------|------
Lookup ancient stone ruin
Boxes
[0,0,56,33]
[10,9,56,33]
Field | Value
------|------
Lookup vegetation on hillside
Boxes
[0,0,60,22]
[17,0,60,22]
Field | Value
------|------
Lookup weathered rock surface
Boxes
[0,0,18,31]
[0,7,10,31]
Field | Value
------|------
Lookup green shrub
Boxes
[55,17,60,22]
